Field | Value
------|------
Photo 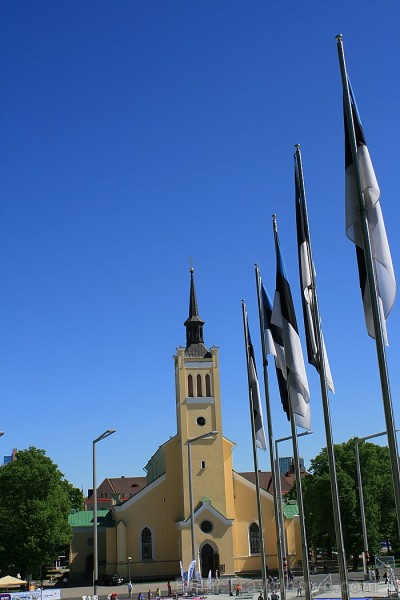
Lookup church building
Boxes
[69,269,301,581]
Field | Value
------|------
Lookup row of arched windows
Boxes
[139,523,260,560]
[188,374,212,398]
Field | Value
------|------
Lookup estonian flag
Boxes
[261,284,290,419]
[262,281,310,430]
[295,161,335,392]
[344,80,396,345]
[271,226,310,430]
[244,305,267,450]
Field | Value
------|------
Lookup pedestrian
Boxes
[236,584,242,596]
[289,570,294,584]
[384,570,388,584]
[128,582,133,598]
[156,588,161,599]
[296,582,302,597]
[148,590,152,600]
[138,594,144,600]
[258,593,263,600]
[371,569,376,583]
[167,582,172,597]
[375,568,380,583]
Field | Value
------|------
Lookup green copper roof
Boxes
[283,501,299,520]
[68,510,114,527]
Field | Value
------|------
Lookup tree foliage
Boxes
[298,440,398,566]
[0,447,81,578]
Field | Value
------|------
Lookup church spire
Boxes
[184,268,210,357]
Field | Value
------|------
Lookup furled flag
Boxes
[295,159,335,392]
[271,223,310,429]
[243,304,267,450]
[344,80,396,345]
[261,281,310,430]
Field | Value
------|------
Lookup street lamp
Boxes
[93,429,116,597]
[275,431,312,585]
[354,430,395,578]
[187,431,218,565]
[128,556,132,583]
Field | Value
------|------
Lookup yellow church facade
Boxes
[96,270,301,579]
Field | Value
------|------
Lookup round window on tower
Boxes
[200,520,213,533]
[197,416,206,426]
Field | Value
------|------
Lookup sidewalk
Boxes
[57,581,398,600]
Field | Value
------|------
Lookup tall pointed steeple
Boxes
[184,268,211,358]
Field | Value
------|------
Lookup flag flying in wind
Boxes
[261,284,289,419]
[261,281,310,430]
[271,224,310,430]
[244,304,267,450]
[344,79,396,345]
[295,159,335,392]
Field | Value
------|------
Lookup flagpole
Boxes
[274,439,288,584]
[272,214,311,600]
[255,265,286,600]
[336,34,400,535]
[288,397,312,600]
[242,301,268,600]
[295,145,350,600]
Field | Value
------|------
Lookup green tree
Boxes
[297,439,397,568]
[0,447,79,579]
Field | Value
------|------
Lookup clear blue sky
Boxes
[1,1,399,493]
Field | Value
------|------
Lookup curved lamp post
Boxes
[93,429,116,596]
[275,431,312,585]
[354,430,398,577]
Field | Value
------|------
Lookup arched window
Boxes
[249,522,260,554]
[197,374,203,397]
[188,375,194,397]
[205,374,211,397]
[141,527,152,559]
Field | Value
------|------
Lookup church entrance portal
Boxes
[200,543,219,577]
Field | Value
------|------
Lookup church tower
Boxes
[174,268,235,575]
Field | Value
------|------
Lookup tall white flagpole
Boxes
[295,145,349,600]
[242,301,268,600]
[255,264,286,600]
[336,34,400,535]
[272,214,311,600]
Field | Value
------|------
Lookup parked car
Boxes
[102,574,124,585]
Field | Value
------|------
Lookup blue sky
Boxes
[1,1,399,493]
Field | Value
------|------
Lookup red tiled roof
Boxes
[239,470,308,494]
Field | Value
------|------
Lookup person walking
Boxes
[296,582,302,597]
[128,582,133,598]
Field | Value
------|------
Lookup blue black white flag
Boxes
[344,80,396,345]
[271,224,310,430]
[262,282,310,430]
[261,284,289,419]
[295,159,335,392]
[243,304,267,450]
